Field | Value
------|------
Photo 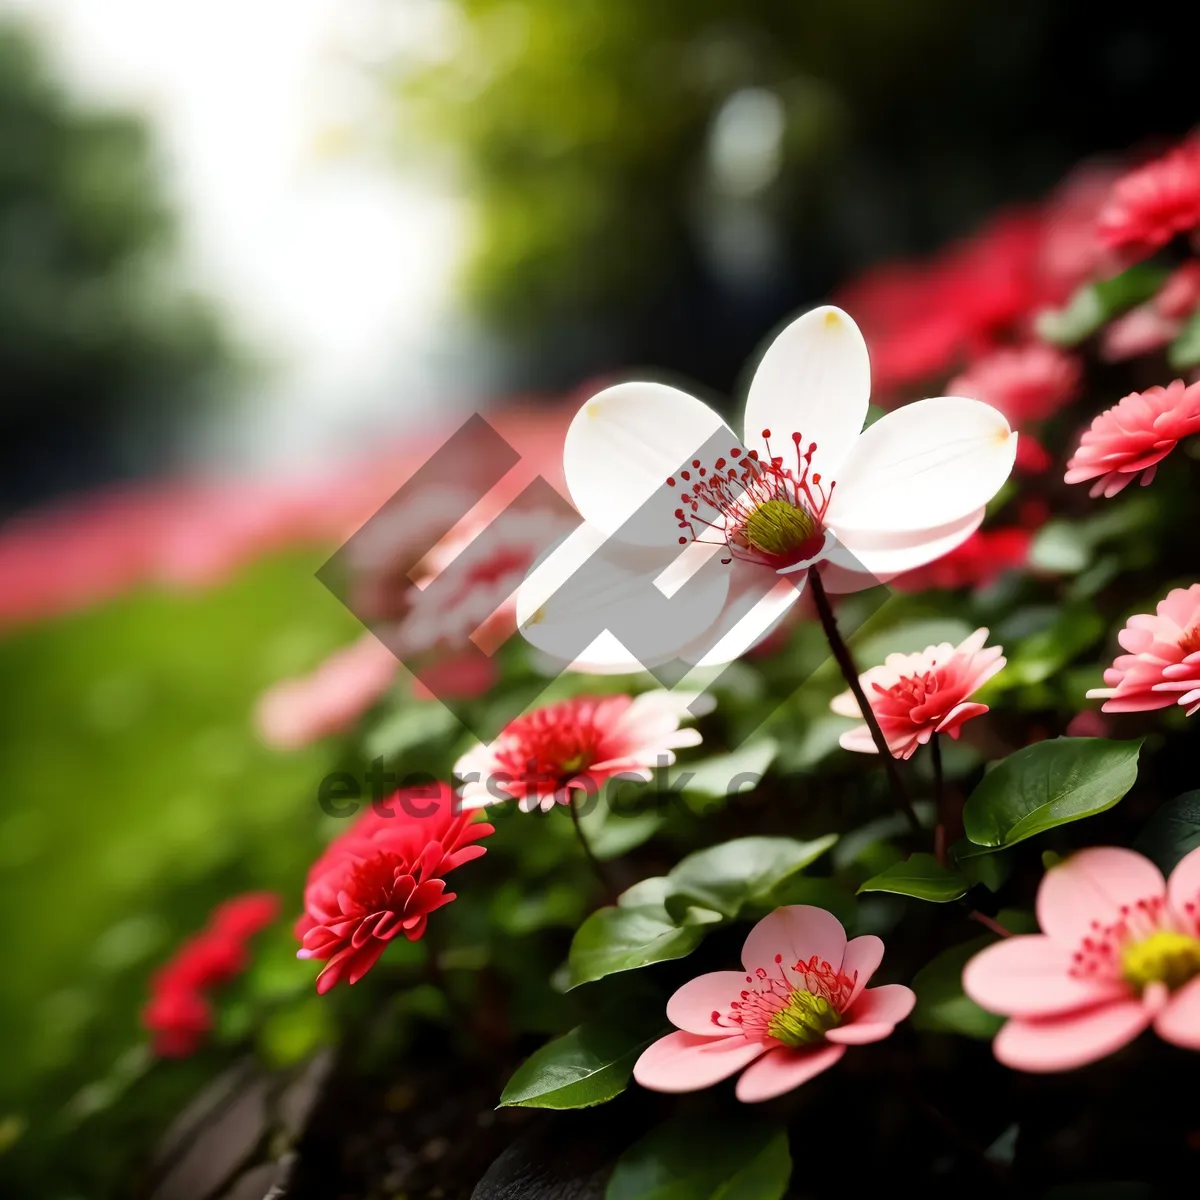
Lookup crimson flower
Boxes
[1097,140,1200,260]
[295,785,493,993]
[143,892,281,1057]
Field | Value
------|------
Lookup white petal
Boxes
[742,305,871,479]
[515,522,732,673]
[830,506,987,584]
[563,382,736,547]
[827,397,1016,534]
[675,570,804,672]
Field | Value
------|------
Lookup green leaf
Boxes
[566,837,835,988]
[911,937,1004,1039]
[1168,308,1200,369]
[962,737,1142,849]
[1036,265,1168,346]
[499,1017,661,1110]
[1135,790,1200,875]
[858,853,969,902]
[680,739,778,802]
[1002,604,1105,687]
[566,898,715,989]
[577,794,665,860]
[606,1115,791,1200]
[664,835,837,922]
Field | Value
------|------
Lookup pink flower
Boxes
[1155,260,1200,320]
[1101,305,1183,363]
[963,846,1200,1071]
[295,785,493,993]
[1065,380,1200,498]
[830,628,1005,759]
[948,344,1081,427]
[454,692,703,813]
[1097,140,1200,260]
[255,634,399,750]
[1086,585,1200,715]
[633,905,914,1102]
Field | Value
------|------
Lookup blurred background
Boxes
[0,0,1196,1194]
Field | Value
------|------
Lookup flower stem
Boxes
[568,791,617,899]
[969,910,1013,938]
[931,733,947,864]
[807,567,919,834]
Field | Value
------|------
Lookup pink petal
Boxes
[1167,844,1200,932]
[825,1022,897,1045]
[842,982,916,1027]
[962,935,1129,1017]
[841,935,885,1006]
[993,1000,1152,1072]
[632,1030,767,1094]
[1036,848,1167,947]
[828,983,916,1039]
[665,971,753,1036]
[741,905,847,976]
[733,1044,846,1102]
[1153,976,1200,1049]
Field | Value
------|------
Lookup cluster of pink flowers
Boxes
[143,892,280,1057]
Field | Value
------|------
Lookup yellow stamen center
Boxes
[1122,930,1200,992]
[743,499,817,558]
[766,989,842,1047]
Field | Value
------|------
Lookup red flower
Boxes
[143,891,281,1057]
[210,892,282,940]
[143,988,212,1059]
[1097,140,1200,260]
[295,785,493,993]
[948,344,1081,427]
[891,526,1034,592]
[454,692,703,813]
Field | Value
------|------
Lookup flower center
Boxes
[1121,930,1200,992]
[742,499,818,558]
[1179,621,1200,657]
[766,988,842,1047]
[667,429,832,569]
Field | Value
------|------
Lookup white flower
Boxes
[517,306,1017,673]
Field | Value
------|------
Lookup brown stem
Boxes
[969,910,1013,938]
[569,791,617,899]
[808,567,919,833]
[932,733,947,864]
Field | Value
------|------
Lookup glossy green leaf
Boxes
[858,853,969,902]
[1168,308,1200,369]
[664,835,837,922]
[1134,790,1200,875]
[962,737,1142,849]
[499,1017,662,1110]
[606,1115,791,1200]
[1036,264,1168,346]
[566,893,718,990]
